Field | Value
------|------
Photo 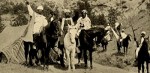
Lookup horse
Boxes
[78,27,110,69]
[64,26,78,71]
[117,34,131,55]
[137,37,149,73]
[101,38,109,51]
[31,18,62,69]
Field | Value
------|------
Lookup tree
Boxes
[98,14,107,25]
[108,7,120,27]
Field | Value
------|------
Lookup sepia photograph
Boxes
[0,0,150,73]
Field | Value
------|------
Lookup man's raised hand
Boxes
[25,0,29,5]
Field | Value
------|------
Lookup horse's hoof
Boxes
[90,66,93,69]
[72,69,75,71]
[84,65,88,69]
[45,66,49,71]
[77,63,81,66]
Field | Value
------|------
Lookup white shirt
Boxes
[76,15,91,30]
[76,15,91,36]
[27,5,48,34]
[61,18,74,31]
[136,37,145,58]
[120,32,127,39]
[105,25,111,30]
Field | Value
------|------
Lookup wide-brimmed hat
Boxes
[82,10,87,14]
[37,5,43,10]
[141,31,146,35]
[64,9,71,13]
[121,29,125,32]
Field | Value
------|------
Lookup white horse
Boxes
[64,25,78,71]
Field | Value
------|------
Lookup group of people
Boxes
[22,1,92,67]
[21,1,149,72]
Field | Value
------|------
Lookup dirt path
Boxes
[0,59,137,73]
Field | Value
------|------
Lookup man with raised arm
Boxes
[23,1,48,66]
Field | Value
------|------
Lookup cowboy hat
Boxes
[37,5,43,10]
[141,31,146,35]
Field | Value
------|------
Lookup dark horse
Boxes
[117,34,131,55]
[101,38,109,51]
[41,18,62,69]
[95,37,109,51]
[137,37,149,73]
[29,18,62,69]
[78,27,109,69]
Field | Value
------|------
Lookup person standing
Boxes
[22,1,48,66]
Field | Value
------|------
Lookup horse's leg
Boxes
[146,61,149,73]
[123,47,126,55]
[71,48,76,71]
[77,47,82,65]
[142,62,145,73]
[66,49,71,71]
[59,45,65,67]
[45,45,50,69]
[138,59,142,73]
[126,47,128,55]
[83,49,88,68]
[138,62,141,73]
[89,51,93,69]
[105,45,107,51]
[35,50,39,65]
[117,42,120,53]
[102,44,105,51]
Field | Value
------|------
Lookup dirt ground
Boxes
[0,59,137,73]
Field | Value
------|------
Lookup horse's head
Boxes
[90,27,111,44]
[126,34,131,41]
[68,25,78,44]
[144,36,149,44]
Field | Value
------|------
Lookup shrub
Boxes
[0,16,5,33]
[12,3,28,14]
[11,14,28,26]
[0,2,14,14]
[108,7,120,27]
[147,3,150,15]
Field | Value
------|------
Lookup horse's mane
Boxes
[45,19,61,36]
[79,27,107,47]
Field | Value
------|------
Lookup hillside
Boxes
[0,0,150,73]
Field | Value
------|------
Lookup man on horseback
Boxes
[136,31,146,58]
[135,31,149,73]
[59,9,74,67]
[60,9,74,38]
[76,10,91,37]
[24,1,48,66]
[115,22,122,36]
[75,10,92,65]
[104,24,111,42]
[75,10,91,47]
[120,29,127,44]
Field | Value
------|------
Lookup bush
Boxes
[12,3,28,14]
[11,14,28,26]
[147,3,150,14]
[0,16,5,33]
[108,7,120,26]
[0,2,14,14]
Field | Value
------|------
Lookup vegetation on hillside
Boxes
[0,15,5,33]
[0,0,149,70]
